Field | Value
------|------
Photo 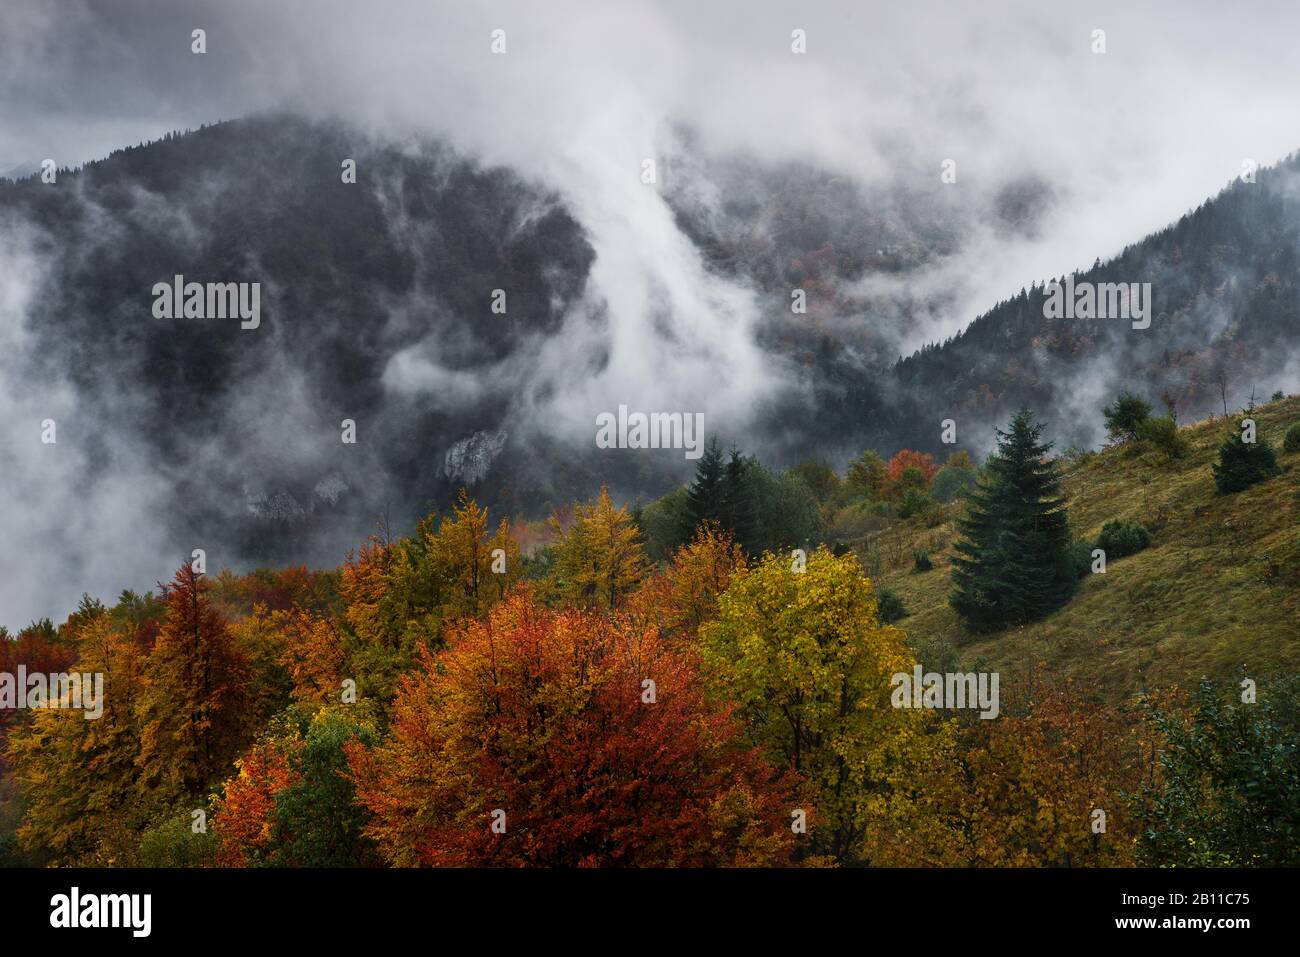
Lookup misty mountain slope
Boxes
[4,114,1300,627]
[667,150,1055,328]
[0,114,1065,595]
[1,114,597,572]
[878,395,1300,699]
[663,146,1300,463]
[892,157,1300,452]
[662,150,1059,463]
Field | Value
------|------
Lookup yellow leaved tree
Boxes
[547,487,648,610]
[700,547,956,864]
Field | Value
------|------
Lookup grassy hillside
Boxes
[876,396,1300,699]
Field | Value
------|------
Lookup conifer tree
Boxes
[719,447,758,555]
[1212,428,1281,493]
[136,564,253,804]
[950,409,1075,632]
[681,437,726,540]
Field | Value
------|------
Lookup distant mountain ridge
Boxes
[2,113,1297,578]
[892,159,1300,451]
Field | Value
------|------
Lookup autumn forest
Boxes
[4,402,1296,869]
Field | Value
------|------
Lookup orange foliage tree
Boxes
[866,675,1152,866]
[629,524,746,643]
[885,449,939,492]
[348,591,797,866]
[211,731,302,867]
[135,564,254,804]
[952,680,1149,866]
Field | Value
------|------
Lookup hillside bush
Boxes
[1058,444,1096,469]
[1067,540,1096,580]
[932,462,977,502]
[1213,432,1282,493]
[1136,415,1189,460]
[875,587,909,624]
[1096,519,1151,560]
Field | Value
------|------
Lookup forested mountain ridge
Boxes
[892,159,1300,452]
[3,114,1298,591]
[2,114,596,572]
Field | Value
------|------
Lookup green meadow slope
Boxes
[877,396,1300,699]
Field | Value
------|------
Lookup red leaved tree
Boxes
[885,449,939,493]
[348,591,798,866]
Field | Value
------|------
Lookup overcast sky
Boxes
[6,0,1300,310]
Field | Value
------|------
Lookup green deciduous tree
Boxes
[1133,677,1300,866]
[932,459,978,503]
[845,450,888,501]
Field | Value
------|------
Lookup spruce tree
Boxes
[1212,430,1281,493]
[720,447,758,554]
[950,409,1075,632]
[682,437,726,541]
